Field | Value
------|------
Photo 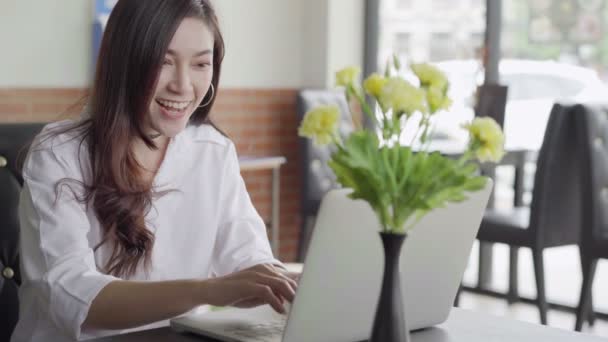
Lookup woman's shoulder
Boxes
[33,119,88,151]
[24,119,89,178]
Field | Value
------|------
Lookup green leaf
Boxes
[393,54,402,71]
[463,176,488,191]
[327,128,489,233]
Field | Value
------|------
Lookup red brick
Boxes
[31,103,73,115]
[0,88,86,102]
[0,103,28,115]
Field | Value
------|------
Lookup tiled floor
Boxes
[460,242,608,338]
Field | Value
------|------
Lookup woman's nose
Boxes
[168,66,192,94]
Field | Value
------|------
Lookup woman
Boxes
[11,1,296,341]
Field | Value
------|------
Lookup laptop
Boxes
[171,180,493,342]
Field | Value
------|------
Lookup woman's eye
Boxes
[196,63,211,69]
[163,59,172,66]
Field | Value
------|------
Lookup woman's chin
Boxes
[152,112,192,138]
[157,124,186,138]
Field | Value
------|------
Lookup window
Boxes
[397,0,413,10]
[379,0,485,66]
[429,33,455,61]
[393,33,411,57]
[502,0,608,82]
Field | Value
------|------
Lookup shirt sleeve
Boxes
[211,142,284,277]
[19,145,120,340]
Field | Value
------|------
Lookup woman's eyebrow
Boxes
[166,49,213,57]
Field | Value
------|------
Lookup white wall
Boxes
[327,0,365,86]
[0,0,93,87]
[0,0,364,89]
[300,0,330,88]
[218,0,365,88]
[216,0,304,88]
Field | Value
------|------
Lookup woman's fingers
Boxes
[284,271,301,284]
[254,273,296,302]
[251,264,298,293]
[206,264,298,313]
[236,272,293,313]
[254,284,285,314]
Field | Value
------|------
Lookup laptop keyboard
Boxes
[224,317,287,342]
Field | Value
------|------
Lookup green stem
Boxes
[382,115,391,141]
[381,148,397,194]
[458,144,477,166]
[344,87,363,131]
[351,86,379,127]
[377,204,391,233]
[409,116,424,147]
[331,131,344,147]
[404,211,425,232]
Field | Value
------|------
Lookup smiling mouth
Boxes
[156,99,192,114]
[156,99,192,119]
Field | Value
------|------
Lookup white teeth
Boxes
[157,99,191,110]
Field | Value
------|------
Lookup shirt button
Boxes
[2,267,14,279]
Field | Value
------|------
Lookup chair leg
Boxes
[477,242,493,290]
[532,249,548,325]
[507,246,519,304]
[586,286,596,327]
[575,255,598,331]
[588,297,596,326]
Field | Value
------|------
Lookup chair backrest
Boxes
[296,90,355,215]
[528,104,584,248]
[576,104,608,250]
[0,123,45,341]
[474,84,508,128]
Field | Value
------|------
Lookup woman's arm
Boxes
[82,279,203,331]
[83,264,297,331]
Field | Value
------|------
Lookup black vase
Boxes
[370,232,410,342]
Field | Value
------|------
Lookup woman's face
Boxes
[146,17,214,138]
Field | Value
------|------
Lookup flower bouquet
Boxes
[298,56,505,342]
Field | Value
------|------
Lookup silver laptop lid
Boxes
[282,180,492,342]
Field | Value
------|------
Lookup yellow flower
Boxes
[298,105,340,146]
[411,63,448,89]
[426,85,452,114]
[335,66,361,87]
[464,117,505,163]
[378,77,427,116]
[363,73,388,98]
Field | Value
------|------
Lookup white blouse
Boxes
[11,121,281,342]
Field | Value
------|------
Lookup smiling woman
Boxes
[11,1,297,342]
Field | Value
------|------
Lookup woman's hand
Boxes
[201,263,298,314]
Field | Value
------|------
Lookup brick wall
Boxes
[0,88,302,262]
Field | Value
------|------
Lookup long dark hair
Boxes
[53,0,225,278]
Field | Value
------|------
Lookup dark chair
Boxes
[475,104,584,325]
[575,104,608,331]
[296,90,355,261]
[0,123,45,341]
